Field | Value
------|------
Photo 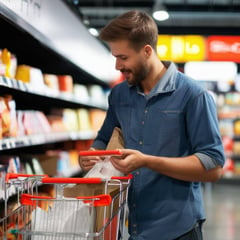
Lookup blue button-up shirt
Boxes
[92,61,225,240]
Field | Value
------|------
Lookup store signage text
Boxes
[157,35,205,62]
[157,35,240,63]
[207,36,240,62]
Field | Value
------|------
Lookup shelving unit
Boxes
[0,76,107,110]
[0,0,115,203]
[217,90,240,181]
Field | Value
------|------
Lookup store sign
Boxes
[157,35,205,62]
[207,36,240,62]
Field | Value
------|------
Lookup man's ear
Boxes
[144,44,153,58]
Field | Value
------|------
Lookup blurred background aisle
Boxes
[203,183,240,240]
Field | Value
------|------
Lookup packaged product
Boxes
[0,48,17,78]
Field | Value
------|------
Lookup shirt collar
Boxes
[149,61,177,97]
[128,61,178,98]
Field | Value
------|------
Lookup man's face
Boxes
[109,40,149,86]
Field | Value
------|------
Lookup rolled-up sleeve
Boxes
[187,91,225,169]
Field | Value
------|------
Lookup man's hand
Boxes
[110,149,146,174]
[78,148,102,172]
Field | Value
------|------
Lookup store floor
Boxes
[202,182,240,240]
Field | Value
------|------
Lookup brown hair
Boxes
[99,10,158,52]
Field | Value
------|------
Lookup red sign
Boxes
[207,36,240,62]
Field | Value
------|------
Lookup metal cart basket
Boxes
[1,174,132,240]
[0,173,48,240]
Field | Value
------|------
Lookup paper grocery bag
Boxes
[106,127,124,150]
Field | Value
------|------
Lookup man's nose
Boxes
[115,59,123,71]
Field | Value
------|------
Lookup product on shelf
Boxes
[0,96,11,138]
[3,95,18,137]
[0,95,19,138]
[222,158,235,177]
[56,150,80,177]
[233,141,240,155]
[73,84,90,102]
[234,119,240,136]
[225,92,240,105]
[0,48,17,78]
[77,108,91,131]
[47,108,79,132]
[22,110,52,135]
[28,149,80,177]
[89,109,106,132]
[222,136,234,155]
[46,115,67,132]
[43,73,59,92]
[15,64,46,92]
[16,110,25,137]
[58,75,73,93]
[88,85,107,105]
[63,109,79,131]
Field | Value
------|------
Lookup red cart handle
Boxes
[112,174,133,180]
[79,150,122,156]
[42,177,102,184]
[41,174,133,184]
[21,193,112,207]
[5,173,48,183]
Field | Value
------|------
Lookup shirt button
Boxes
[141,121,144,125]
[133,224,137,228]
[144,109,148,114]
[139,141,143,145]
[133,203,136,207]
[136,171,140,175]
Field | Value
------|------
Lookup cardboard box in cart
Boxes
[63,179,127,239]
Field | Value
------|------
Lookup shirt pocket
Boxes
[144,110,185,155]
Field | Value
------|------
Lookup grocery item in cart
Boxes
[80,150,123,178]
[26,195,97,240]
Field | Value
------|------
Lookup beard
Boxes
[121,61,149,86]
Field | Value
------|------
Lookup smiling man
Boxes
[79,10,225,240]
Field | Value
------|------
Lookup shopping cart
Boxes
[4,175,132,240]
[1,149,132,240]
[0,173,48,240]
[1,150,132,239]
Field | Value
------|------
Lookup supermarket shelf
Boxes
[0,130,96,151]
[0,76,107,110]
[0,0,118,84]
[218,112,240,119]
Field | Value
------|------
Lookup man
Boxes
[79,10,225,240]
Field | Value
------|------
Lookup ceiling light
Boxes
[89,28,99,37]
[152,0,169,21]
[153,10,169,21]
